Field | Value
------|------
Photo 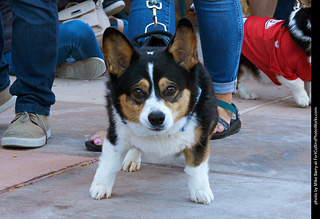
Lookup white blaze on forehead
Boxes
[147,62,156,98]
[139,62,174,130]
[146,62,157,102]
[147,62,154,84]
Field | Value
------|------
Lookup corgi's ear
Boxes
[103,27,139,78]
[167,18,198,71]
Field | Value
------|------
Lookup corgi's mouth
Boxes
[148,127,165,132]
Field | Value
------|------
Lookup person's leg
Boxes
[1,0,58,148]
[57,20,104,66]
[3,52,12,71]
[9,0,58,116]
[128,0,175,42]
[56,20,105,79]
[273,0,295,20]
[248,0,278,17]
[194,0,243,133]
[0,14,10,94]
[0,15,15,114]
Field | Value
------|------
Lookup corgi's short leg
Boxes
[304,81,311,103]
[238,81,259,100]
[184,145,213,204]
[237,65,259,100]
[184,158,213,204]
[122,148,141,172]
[90,139,128,200]
[277,76,310,107]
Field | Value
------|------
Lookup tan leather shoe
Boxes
[1,112,51,148]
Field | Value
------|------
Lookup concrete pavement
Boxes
[0,74,311,218]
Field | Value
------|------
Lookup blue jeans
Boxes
[57,20,104,66]
[128,0,176,41]
[194,0,243,94]
[4,20,104,70]
[274,0,295,20]
[0,17,10,93]
[0,0,58,116]
[128,0,243,94]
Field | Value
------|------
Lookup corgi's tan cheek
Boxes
[164,89,190,121]
[119,94,144,123]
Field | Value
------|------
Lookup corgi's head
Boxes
[103,18,200,136]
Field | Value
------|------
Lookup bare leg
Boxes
[213,93,232,133]
[248,0,278,17]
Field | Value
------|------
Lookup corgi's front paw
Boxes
[293,90,310,108]
[122,148,141,172]
[190,188,214,205]
[185,161,213,205]
[90,181,112,200]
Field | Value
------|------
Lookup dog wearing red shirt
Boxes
[238,0,311,107]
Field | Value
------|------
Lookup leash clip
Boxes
[145,0,167,33]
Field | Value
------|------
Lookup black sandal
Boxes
[85,140,102,152]
[210,99,241,140]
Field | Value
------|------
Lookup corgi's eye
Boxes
[164,86,176,96]
[133,88,147,98]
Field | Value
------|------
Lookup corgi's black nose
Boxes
[148,111,165,126]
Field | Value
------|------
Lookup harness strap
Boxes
[180,87,202,132]
[131,30,173,48]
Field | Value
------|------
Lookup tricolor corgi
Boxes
[90,18,218,204]
[238,0,311,107]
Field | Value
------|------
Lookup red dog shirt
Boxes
[242,16,311,85]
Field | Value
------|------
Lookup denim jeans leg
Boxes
[8,0,59,116]
[0,14,10,93]
[194,0,243,94]
[128,0,175,42]
[57,20,104,66]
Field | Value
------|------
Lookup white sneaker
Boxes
[103,0,125,16]
[56,57,106,79]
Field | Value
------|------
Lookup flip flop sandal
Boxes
[210,99,241,140]
[85,140,102,152]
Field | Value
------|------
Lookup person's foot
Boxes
[85,131,107,152]
[214,106,231,133]
[211,98,241,140]
[1,112,51,148]
[103,0,125,16]
[90,131,107,146]
[56,57,106,80]
[0,86,16,114]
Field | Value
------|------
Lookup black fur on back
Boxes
[284,7,311,57]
